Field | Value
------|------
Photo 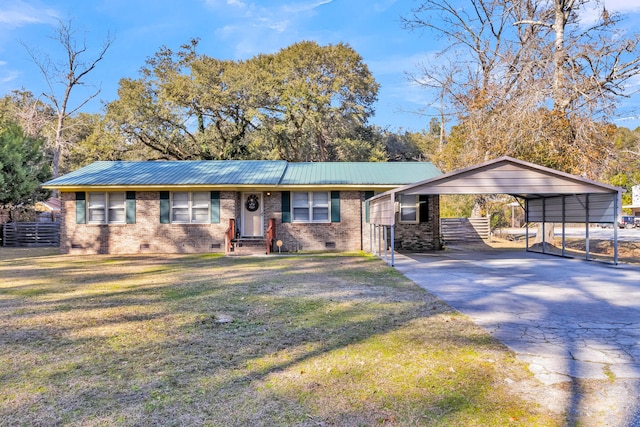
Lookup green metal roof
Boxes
[280,162,442,185]
[44,161,289,186]
[43,160,441,188]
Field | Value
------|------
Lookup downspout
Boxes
[585,194,590,261]
[390,192,396,267]
[384,225,388,263]
[614,193,619,265]
[525,199,530,252]
[390,224,395,267]
[562,195,566,257]
[542,198,546,254]
[373,224,378,256]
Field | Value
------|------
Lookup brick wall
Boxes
[361,195,441,252]
[393,195,441,251]
[61,191,236,255]
[60,190,441,255]
[267,191,364,252]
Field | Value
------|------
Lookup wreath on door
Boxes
[246,194,260,212]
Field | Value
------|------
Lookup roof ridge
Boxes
[278,161,290,185]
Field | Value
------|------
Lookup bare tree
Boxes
[21,19,113,179]
[0,90,55,139]
[403,0,551,165]
[404,0,640,178]
[404,0,640,244]
[514,0,640,116]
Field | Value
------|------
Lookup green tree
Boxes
[64,113,154,171]
[256,41,379,161]
[107,40,379,162]
[107,40,259,160]
[0,124,51,216]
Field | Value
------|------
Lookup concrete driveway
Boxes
[393,249,640,385]
[394,248,640,424]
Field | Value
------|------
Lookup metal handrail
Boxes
[225,218,235,253]
[266,218,276,254]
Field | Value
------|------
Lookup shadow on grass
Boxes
[0,252,556,426]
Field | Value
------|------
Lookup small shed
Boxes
[622,185,640,217]
[368,156,625,265]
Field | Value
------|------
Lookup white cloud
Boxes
[215,24,240,39]
[226,0,247,7]
[264,19,289,33]
[205,0,336,58]
[0,0,58,29]
[282,0,333,14]
[626,74,640,88]
[602,0,640,13]
[0,70,19,83]
[580,0,640,26]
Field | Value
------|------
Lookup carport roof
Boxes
[367,157,626,265]
[377,156,622,199]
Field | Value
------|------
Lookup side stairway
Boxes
[440,217,491,243]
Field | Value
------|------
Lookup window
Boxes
[108,192,126,223]
[171,192,210,224]
[87,192,126,224]
[399,195,418,223]
[191,192,210,223]
[292,192,330,223]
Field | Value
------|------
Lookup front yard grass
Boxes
[0,249,561,426]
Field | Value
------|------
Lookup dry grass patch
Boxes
[0,249,562,426]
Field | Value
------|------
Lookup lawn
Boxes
[0,249,561,426]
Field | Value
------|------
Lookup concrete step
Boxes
[230,239,268,255]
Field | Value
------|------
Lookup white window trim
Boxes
[87,192,126,224]
[292,191,331,223]
[171,191,210,224]
[399,194,419,224]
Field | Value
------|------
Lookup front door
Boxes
[241,192,263,237]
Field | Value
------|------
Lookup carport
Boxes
[368,157,625,265]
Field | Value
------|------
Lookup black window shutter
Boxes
[210,191,220,224]
[126,191,136,224]
[281,191,291,223]
[419,195,429,223]
[160,191,170,224]
[331,191,340,223]
[75,192,86,224]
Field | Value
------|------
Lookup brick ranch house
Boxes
[43,160,442,255]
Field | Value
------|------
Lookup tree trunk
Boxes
[552,0,570,112]
[52,113,65,179]
[535,222,555,248]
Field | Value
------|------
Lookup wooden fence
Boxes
[440,217,491,242]
[1,222,60,247]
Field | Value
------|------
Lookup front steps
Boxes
[229,238,268,255]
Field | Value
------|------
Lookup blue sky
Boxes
[1,0,640,132]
